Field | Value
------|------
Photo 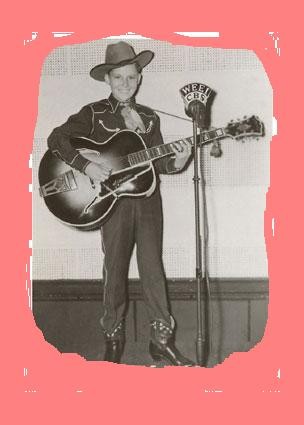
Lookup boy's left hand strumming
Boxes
[171,139,192,170]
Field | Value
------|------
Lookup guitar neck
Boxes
[127,127,227,165]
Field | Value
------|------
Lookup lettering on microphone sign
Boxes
[180,82,213,108]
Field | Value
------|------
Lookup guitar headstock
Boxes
[225,116,265,140]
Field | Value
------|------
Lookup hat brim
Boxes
[90,50,154,82]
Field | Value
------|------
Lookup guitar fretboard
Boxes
[127,127,226,166]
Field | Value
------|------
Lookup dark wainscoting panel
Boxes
[33,278,268,367]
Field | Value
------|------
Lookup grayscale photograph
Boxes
[32,37,272,367]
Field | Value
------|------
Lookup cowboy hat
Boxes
[90,41,154,82]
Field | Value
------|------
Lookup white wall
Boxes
[32,38,272,280]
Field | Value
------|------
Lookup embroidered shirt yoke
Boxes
[47,94,179,175]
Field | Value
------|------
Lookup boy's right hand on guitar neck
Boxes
[84,162,112,182]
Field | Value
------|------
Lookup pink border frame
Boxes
[3,11,301,422]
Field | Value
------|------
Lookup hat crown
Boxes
[90,42,154,81]
[105,41,137,65]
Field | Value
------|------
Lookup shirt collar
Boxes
[108,94,136,113]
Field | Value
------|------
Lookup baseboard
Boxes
[33,278,269,302]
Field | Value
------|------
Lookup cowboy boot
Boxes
[149,320,195,366]
[103,321,125,364]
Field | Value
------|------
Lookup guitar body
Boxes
[39,130,156,230]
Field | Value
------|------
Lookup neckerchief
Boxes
[119,102,146,133]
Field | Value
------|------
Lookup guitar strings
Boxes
[108,118,261,171]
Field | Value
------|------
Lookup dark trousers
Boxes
[100,189,171,334]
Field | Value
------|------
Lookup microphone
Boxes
[187,100,206,128]
[180,83,215,128]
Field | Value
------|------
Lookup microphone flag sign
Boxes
[180,82,214,110]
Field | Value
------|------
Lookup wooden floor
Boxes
[33,279,268,367]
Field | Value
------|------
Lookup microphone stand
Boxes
[199,126,212,367]
[192,118,205,366]
[192,117,212,367]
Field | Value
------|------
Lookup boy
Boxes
[48,41,193,365]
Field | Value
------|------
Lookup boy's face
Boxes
[105,63,141,102]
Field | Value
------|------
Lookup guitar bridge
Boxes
[39,170,77,197]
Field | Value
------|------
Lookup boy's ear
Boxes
[104,73,110,85]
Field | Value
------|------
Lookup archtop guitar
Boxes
[39,115,264,230]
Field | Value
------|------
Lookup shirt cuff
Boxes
[70,153,91,173]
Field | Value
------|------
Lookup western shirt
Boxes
[47,94,179,175]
